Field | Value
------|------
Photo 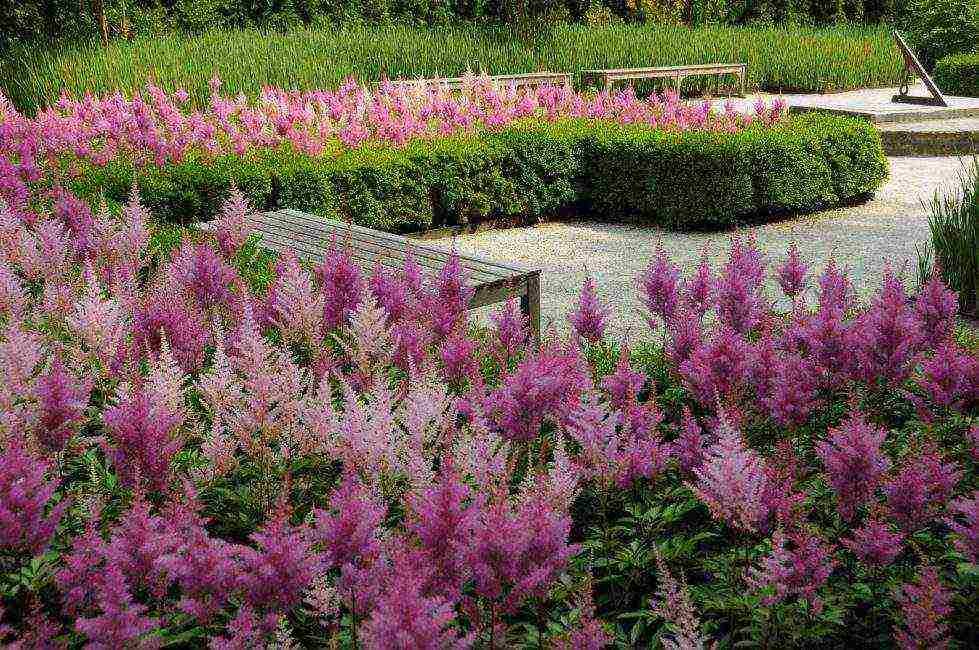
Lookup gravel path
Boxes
[429,156,973,336]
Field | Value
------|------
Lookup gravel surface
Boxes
[428,156,974,336]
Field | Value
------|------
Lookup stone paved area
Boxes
[429,156,973,337]
[718,85,979,124]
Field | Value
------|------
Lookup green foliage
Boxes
[917,158,979,316]
[0,23,903,114]
[71,113,887,233]
[582,113,885,228]
[900,0,979,70]
[935,52,979,98]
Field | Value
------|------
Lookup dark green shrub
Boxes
[935,52,979,97]
[900,0,979,70]
[72,114,887,233]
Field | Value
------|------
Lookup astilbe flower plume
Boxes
[0,441,68,556]
[884,445,962,531]
[317,241,364,331]
[568,275,610,344]
[651,550,712,650]
[672,408,710,474]
[842,515,904,567]
[639,245,682,325]
[714,235,765,334]
[360,545,469,650]
[893,566,952,650]
[237,503,322,613]
[679,326,750,406]
[749,527,837,612]
[74,564,160,650]
[102,385,183,492]
[851,272,922,385]
[688,417,770,534]
[815,412,891,520]
[312,474,387,617]
[212,185,252,258]
[423,250,473,339]
[466,485,578,614]
[914,271,958,348]
[406,463,482,600]
[34,354,91,452]
[918,342,975,411]
[485,340,591,442]
[775,243,808,300]
[945,492,979,564]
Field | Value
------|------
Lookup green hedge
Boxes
[71,113,887,232]
[935,53,979,97]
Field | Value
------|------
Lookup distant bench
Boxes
[582,63,747,96]
[383,71,572,92]
[229,209,542,338]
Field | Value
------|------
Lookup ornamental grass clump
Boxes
[0,186,976,647]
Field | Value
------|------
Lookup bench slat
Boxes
[249,216,505,285]
[271,209,528,276]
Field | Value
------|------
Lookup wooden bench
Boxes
[582,63,747,97]
[238,209,542,338]
[383,71,572,92]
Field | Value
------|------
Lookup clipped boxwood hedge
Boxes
[935,52,979,97]
[72,113,887,232]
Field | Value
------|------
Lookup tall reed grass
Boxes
[0,23,903,114]
[917,158,979,316]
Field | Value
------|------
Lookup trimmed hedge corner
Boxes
[72,113,887,232]
[935,52,979,97]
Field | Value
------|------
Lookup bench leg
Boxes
[521,273,541,342]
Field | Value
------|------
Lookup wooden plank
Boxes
[384,72,571,91]
[253,212,514,281]
[270,209,529,276]
[249,218,505,285]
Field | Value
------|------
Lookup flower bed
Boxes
[0,186,976,646]
[1,79,887,232]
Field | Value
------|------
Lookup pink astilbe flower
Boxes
[132,292,208,372]
[815,412,891,520]
[775,243,808,300]
[568,276,610,344]
[639,245,682,325]
[714,234,766,334]
[360,545,469,650]
[945,492,979,564]
[34,354,91,452]
[317,241,365,331]
[0,441,68,556]
[684,252,714,319]
[884,445,962,531]
[749,527,837,612]
[213,184,252,258]
[312,475,387,616]
[440,333,479,384]
[238,504,322,613]
[74,564,161,650]
[406,463,482,600]
[467,485,578,614]
[102,385,183,492]
[842,516,904,567]
[665,308,702,366]
[672,408,710,474]
[600,344,644,411]
[760,352,821,429]
[893,566,952,650]
[918,342,974,410]
[688,416,770,534]
[264,251,325,347]
[679,326,750,406]
[155,492,243,622]
[485,339,591,442]
[424,250,474,339]
[851,272,923,385]
[914,271,958,348]
[651,550,712,650]
[170,241,239,310]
